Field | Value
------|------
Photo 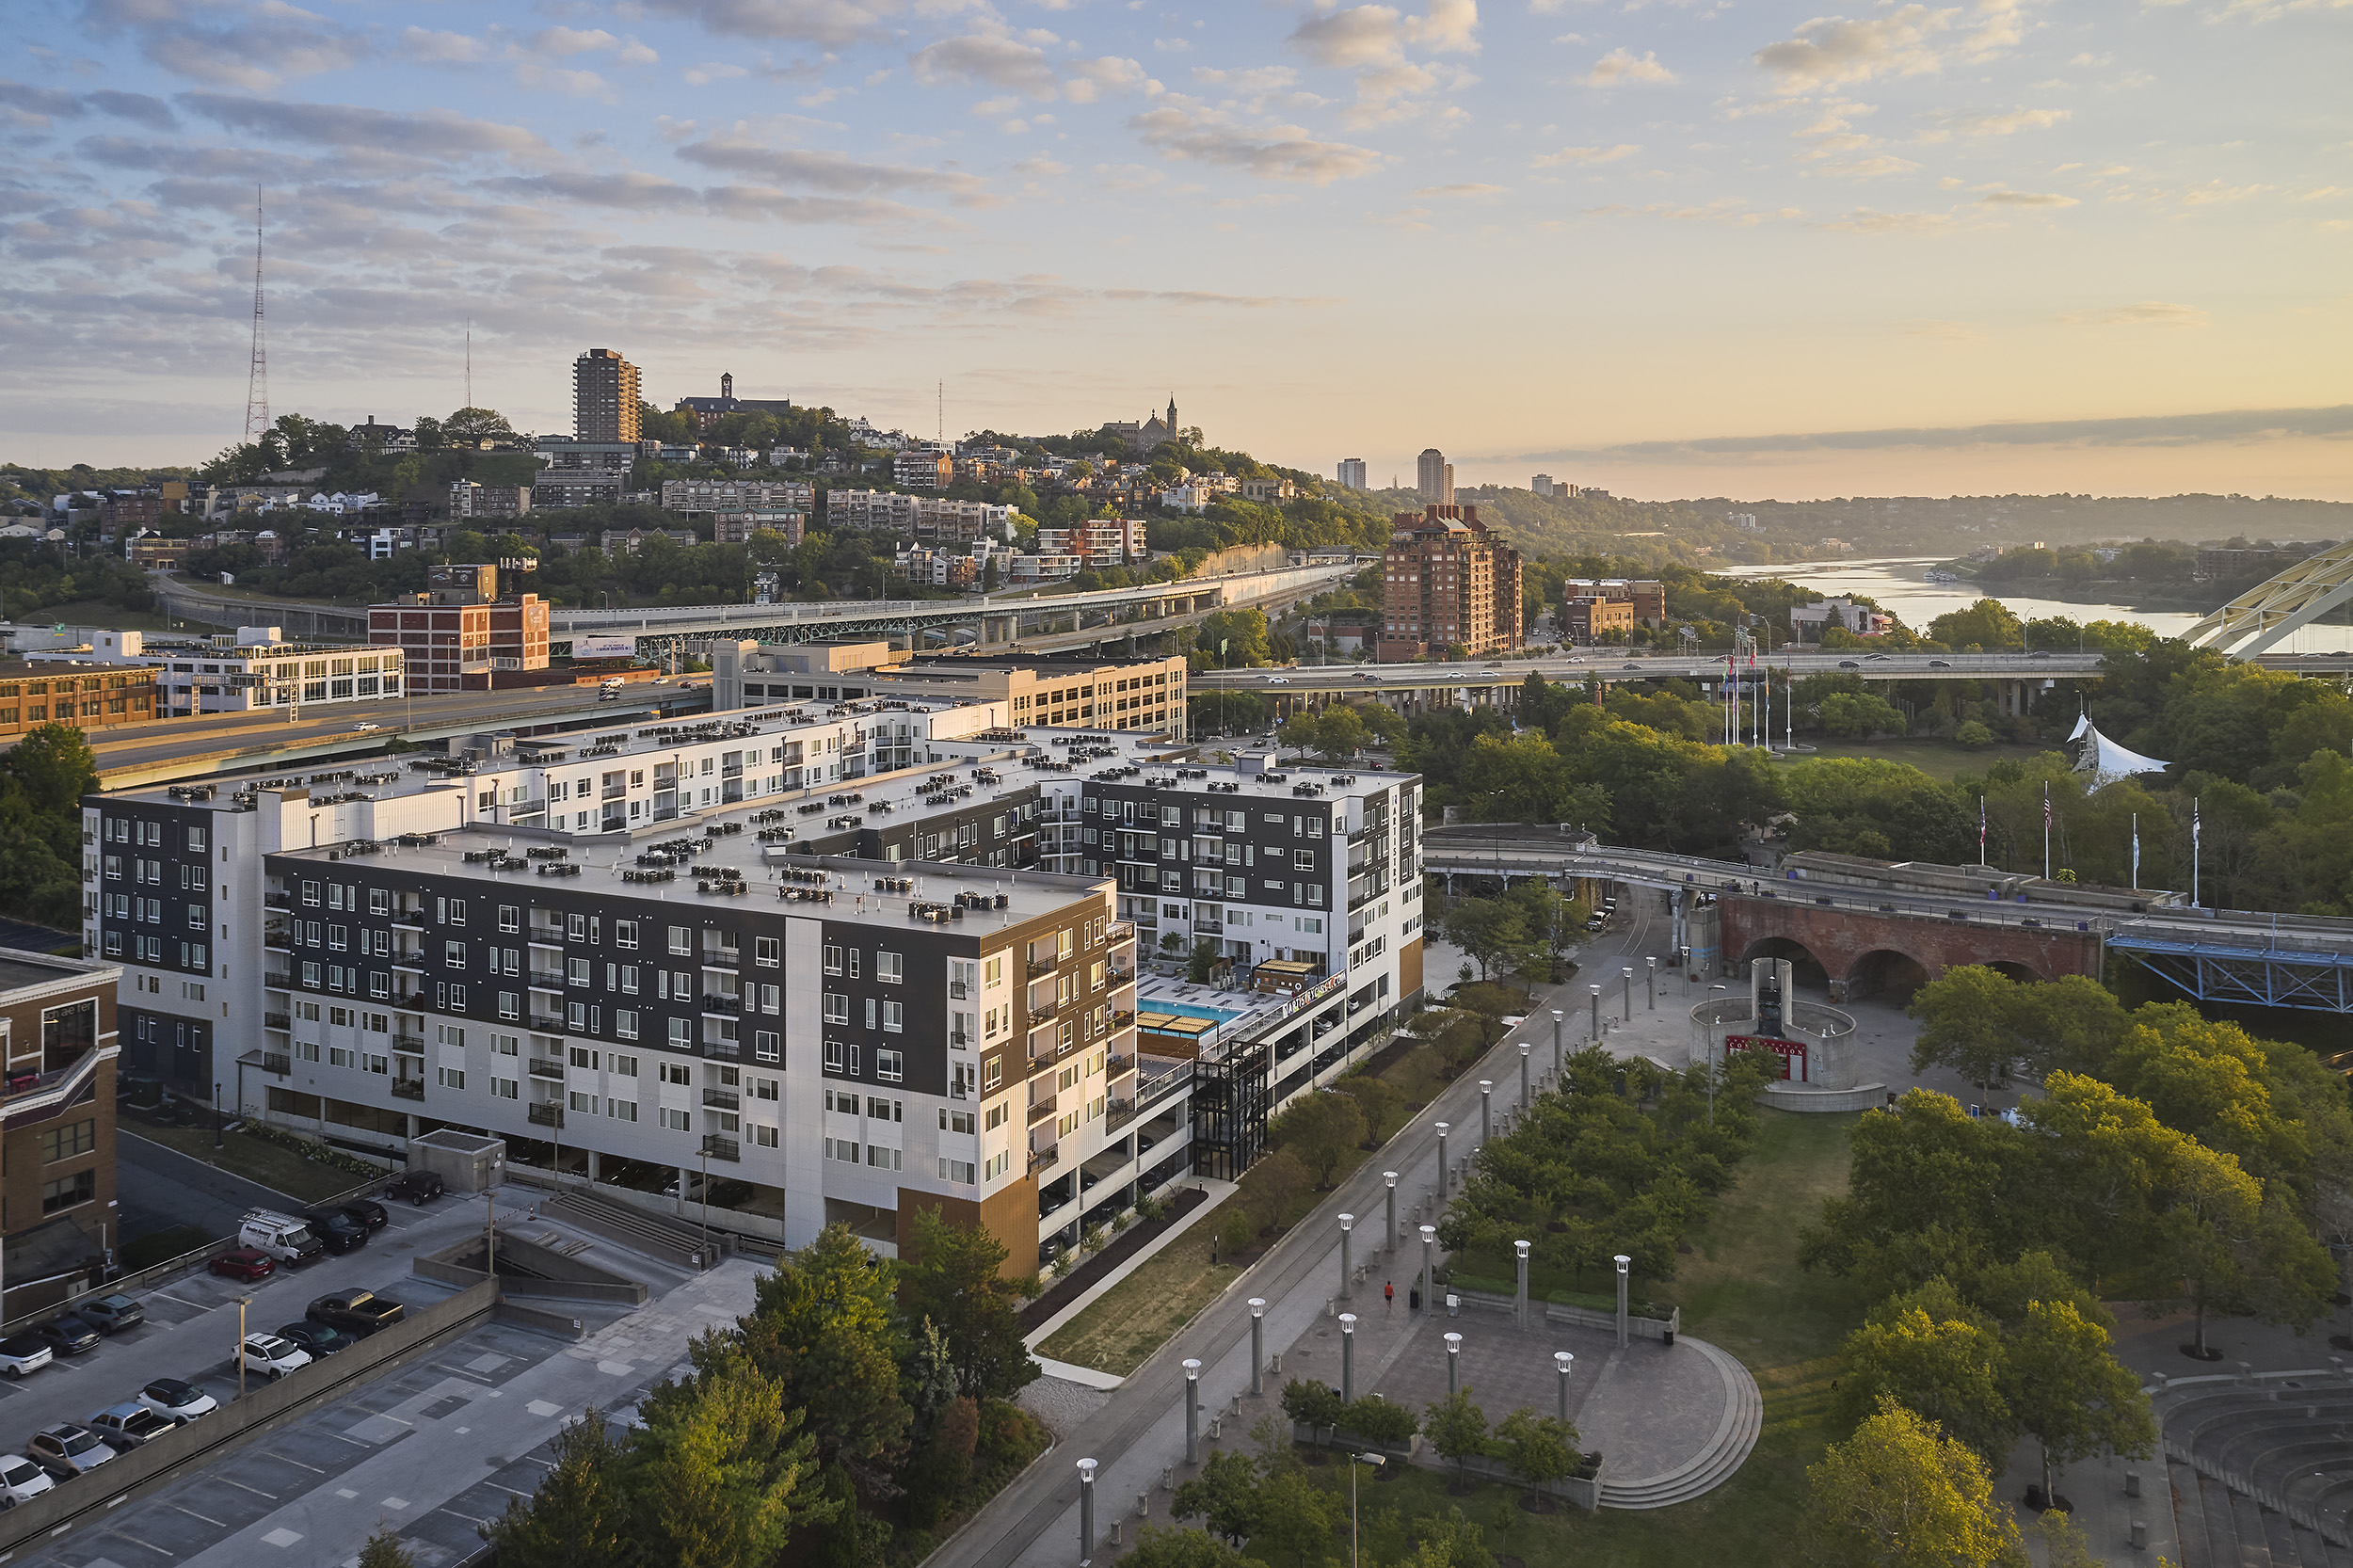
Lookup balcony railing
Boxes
[700,1136,741,1162]
[700,994,744,1015]
[701,948,741,968]
[528,1102,564,1128]
[949,979,970,1000]
[529,971,566,989]
[531,1012,567,1032]
[702,1088,741,1111]
[528,1058,565,1080]
[528,925,564,945]
[263,934,292,951]
[1027,1095,1058,1126]
[260,1052,291,1077]
[264,1012,290,1031]
[1027,952,1059,978]
[1106,920,1135,941]
[390,1079,425,1101]
[264,892,292,910]
[390,1034,425,1055]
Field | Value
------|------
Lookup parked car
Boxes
[239,1335,312,1381]
[0,1455,55,1504]
[386,1170,444,1205]
[304,1208,369,1255]
[208,1247,276,1283]
[77,1294,144,1335]
[137,1379,219,1423]
[0,1336,53,1378]
[88,1403,176,1451]
[34,1316,101,1357]
[307,1290,404,1336]
[237,1208,325,1266]
[277,1321,348,1359]
[29,1425,116,1480]
[337,1197,390,1232]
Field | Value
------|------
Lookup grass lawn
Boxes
[40,599,184,633]
[122,1125,377,1208]
[1243,1108,1868,1568]
[1777,736,2061,783]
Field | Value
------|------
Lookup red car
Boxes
[209,1247,276,1283]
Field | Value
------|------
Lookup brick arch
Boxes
[1845,948,1931,1004]
[1736,936,1831,990]
[1718,895,2097,1001]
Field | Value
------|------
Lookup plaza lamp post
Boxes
[1351,1453,1387,1568]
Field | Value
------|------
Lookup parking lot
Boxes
[18,1259,763,1568]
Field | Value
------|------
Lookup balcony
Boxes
[531,1012,567,1032]
[264,891,292,910]
[699,994,743,1015]
[528,1102,564,1128]
[391,909,425,928]
[260,1052,291,1077]
[528,925,564,945]
[1026,994,1058,1021]
[701,948,741,968]
[264,1012,290,1032]
[700,1136,741,1162]
[949,979,970,1000]
[1028,1144,1059,1174]
[702,1087,741,1112]
[390,1034,425,1055]
[1027,952,1059,979]
[1028,1094,1058,1126]
[390,1079,425,1102]
[528,1058,565,1080]
[263,934,292,952]
[264,969,291,989]
[529,970,566,990]
[1107,920,1135,941]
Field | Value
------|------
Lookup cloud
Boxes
[1753,7,1949,91]
[2063,299,2208,327]
[88,90,177,128]
[1531,142,1639,166]
[1977,187,2077,206]
[478,170,925,225]
[1824,154,1921,177]
[0,81,85,128]
[176,93,556,161]
[913,31,1064,98]
[81,0,370,91]
[1509,405,2353,464]
[1819,208,1958,232]
[531,28,660,66]
[401,27,492,64]
[1581,47,1677,85]
[674,128,991,200]
[1064,56,1159,103]
[1290,7,1408,68]
[1412,181,1506,196]
[1128,101,1384,183]
[1923,105,2069,139]
[643,0,903,46]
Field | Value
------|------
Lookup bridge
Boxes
[1418,826,2353,1014]
[2185,538,2353,658]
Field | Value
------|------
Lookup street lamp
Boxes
[1351,1453,1387,1568]
[1444,1331,1463,1395]
[214,1079,224,1148]
[1554,1351,1575,1425]
[236,1294,250,1399]
[1549,1008,1563,1080]
[1077,1458,1097,1565]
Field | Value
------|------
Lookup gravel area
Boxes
[1018,1372,1112,1437]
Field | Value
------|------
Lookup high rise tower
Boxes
[1416,448,1453,504]
[243,187,268,442]
[573,348,641,442]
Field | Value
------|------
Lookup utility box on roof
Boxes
[408,1128,505,1193]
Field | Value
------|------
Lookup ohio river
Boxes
[1718,554,2353,653]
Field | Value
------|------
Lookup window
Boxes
[753,1125,778,1147]
[868,1144,903,1170]
[329,1046,354,1068]
[616,920,639,950]
[610,1053,638,1077]
[608,1098,638,1122]
[443,940,465,967]
[984,1055,1002,1090]
[848,949,860,980]
[569,1045,596,1068]
[41,1171,94,1214]
[984,955,1003,988]
[660,1107,691,1131]
[489,1032,519,1056]
[754,936,781,968]
[499,992,520,1021]
[876,1049,904,1082]
[984,1101,1010,1131]
[661,1062,691,1086]
[940,1109,976,1134]
[825,1138,859,1163]
[39,1119,96,1163]
[616,1009,639,1040]
[824,1039,844,1073]
[437,1023,465,1048]
[876,950,904,984]
[985,1150,1012,1179]
[823,993,849,1024]
[938,1159,975,1183]
[490,1077,519,1100]
[668,925,691,955]
[437,1067,466,1089]
[882,1000,904,1033]
[498,904,519,932]
[753,1078,778,1101]
[755,1030,779,1063]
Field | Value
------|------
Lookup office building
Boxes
[368,563,551,692]
[81,689,1422,1262]
[712,642,1184,737]
[573,350,641,444]
[673,373,793,432]
[25,630,403,717]
[1377,505,1525,663]
[1337,458,1368,491]
[1562,596,1635,645]
[0,949,122,1322]
[1531,474,1554,497]
[1561,579,1666,625]
[0,660,158,739]
[1416,449,1454,504]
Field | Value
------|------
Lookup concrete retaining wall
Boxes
[414,1233,649,1304]
[1452,1287,1679,1342]
[0,1279,498,1558]
[1758,1083,1886,1113]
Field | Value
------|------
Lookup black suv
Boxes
[386,1170,443,1205]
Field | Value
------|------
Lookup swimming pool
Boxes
[1148,1000,1244,1024]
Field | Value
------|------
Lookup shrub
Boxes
[1281,1377,1343,1432]
[1343,1395,1418,1448]
[1955,720,1994,748]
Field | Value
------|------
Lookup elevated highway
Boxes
[1420,825,2353,1014]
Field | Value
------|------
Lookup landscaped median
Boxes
[0,1279,500,1558]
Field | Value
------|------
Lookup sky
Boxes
[3,0,2347,501]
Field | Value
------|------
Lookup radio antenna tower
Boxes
[936,379,943,444]
[465,315,473,408]
[242,186,268,442]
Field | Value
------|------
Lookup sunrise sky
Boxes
[6,0,2346,498]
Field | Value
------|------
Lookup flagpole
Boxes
[2041,781,2051,881]
[1978,794,1986,868]
[2192,795,2201,908]
[2131,811,2139,891]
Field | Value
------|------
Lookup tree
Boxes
[1272,1092,1367,1188]
[632,1347,830,1568]
[1422,1390,1493,1487]
[359,1526,416,1568]
[1906,967,2025,1086]
[1194,608,1272,669]
[2002,1298,2155,1506]
[1123,1525,1256,1568]
[1282,1376,1344,1436]
[479,1406,631,1568]
[1281,705,1369,762]
[733,1223,910,1491]
[1253,1464,1341,1568]
[1834,1304,2017,1465]
[1493,1406,1577,1503]
[1926,599,2024,651]
[1173,1449,1263,1545]
[1438,899,1536,982]
[442,406,517,442]
[1244,1147,1309,1233]
[899,1207,1039,1399]
[1803,1398,2028,1568]
[1342,1394,1418,1448]
[1820,692,1907,739]
[3,723,96,818]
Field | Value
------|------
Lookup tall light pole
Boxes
[1183,1358,1201,1464]
[1444,1331,1463,1395]
[1352,1453,1386,1568]
[1419,1224,1435,1313]
[1077,1458,1097,1566]
[1435,1122,1450,1198]
[1550,1008,1563,1080]
[1614,1253,1631,1349]
[1339,1312,1357,1403]
[1589,984,1601,1043]
[237,1295,249,1400]
[1337,1212,1354,1300]
[1517,1041,1530,1110]
[1555,1351,1575,1425]
[1383,1173,1398,1255]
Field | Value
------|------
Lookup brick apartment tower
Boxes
[573,349,641,443]
[1378,504,1524,663]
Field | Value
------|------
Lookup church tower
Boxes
[721,372,734,401]
[1166,395,1177,434]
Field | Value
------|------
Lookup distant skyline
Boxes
[4,0,2345,500]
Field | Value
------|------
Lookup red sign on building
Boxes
[1723,1033,1808,1081]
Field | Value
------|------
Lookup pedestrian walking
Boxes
[1385,1279,1394,1312]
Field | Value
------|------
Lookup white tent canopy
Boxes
[2073,720,2169,790]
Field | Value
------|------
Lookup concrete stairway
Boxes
[2160,1376,2353,1568]
[1598,1337,1764,1509]
[542,1188,713,1271]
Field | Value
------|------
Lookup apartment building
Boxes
[824,491,1018,543]
[26,631,404,717]
[1238,478,1296,504]
[714,511,806,547]
[1377,504,1525,662]
[0,661,158,739]
[895,451,954,489]
[450,482,532,520]
[0,949,123,1320]
[573,349,641,444]
[1337,459,1368,491]
[1033,520,1144,562]
[1416,449,1454,504]
[368,565,550,692]
[713,643,1185,738]
[662,479,815,516]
